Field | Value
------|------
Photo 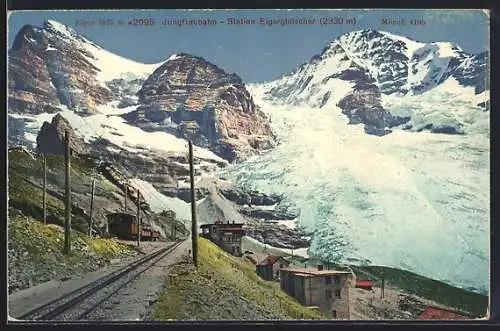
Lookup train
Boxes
[107,212,161,241]
[128,222,160,241]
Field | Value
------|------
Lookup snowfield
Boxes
[44,19,164,84]
[9,107,226,163]
[129,179,192,222]
[219,86,489,294]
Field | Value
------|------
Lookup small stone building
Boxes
[200,221,245,256]
[256,255,291,281]
[280,266,352,319]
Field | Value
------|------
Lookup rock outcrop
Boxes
[36,113,89,155]
[337,80,410,136]
[244,222,310,249]
[8,21,114,115]
[263,29,489,136]
[123,54,276,162]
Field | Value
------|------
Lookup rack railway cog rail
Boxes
[18,240,184,321]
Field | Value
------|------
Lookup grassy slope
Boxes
[8,150,121,233]
[7,150,145,293]
[150,237,329,320]
[8,210,139,293]
[350,265,488,317]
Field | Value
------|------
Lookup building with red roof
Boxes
[200,221,245,256]
[417,305,471,320]
[256,255,290,281]
[355,280,374,291]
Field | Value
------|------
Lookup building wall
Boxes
[272,259,290,280]
[256,265,273,281]
[220,232,242,256]
[201,224,245,256]
[279,271,351,319]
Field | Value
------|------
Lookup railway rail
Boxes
[18,240,183,321]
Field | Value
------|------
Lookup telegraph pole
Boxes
[188,141,198,267]
[43,154,47,224]
[64,130,71,255]
[136,191,141,247]
[89,179,95,237]
[381,277,385,299]
[124,182,128,211]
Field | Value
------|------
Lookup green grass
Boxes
[150,237,328,321]
[8,211,140,293]
[350,265,488,317]
[8,150,120,233]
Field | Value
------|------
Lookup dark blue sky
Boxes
[8,9,489,83]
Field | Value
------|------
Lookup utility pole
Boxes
[43,154,47,224]
[188,141,198,267]
[124,182,128,211]
[136,191,141,247]
[381,276,385,299]
[64,130,71,255]
[89,179,95,237]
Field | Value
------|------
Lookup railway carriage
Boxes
[107,212,161,241]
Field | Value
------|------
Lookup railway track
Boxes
[18,240,183,321]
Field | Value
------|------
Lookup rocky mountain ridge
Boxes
[8,20,276,162]
[261,29,489,136]
[124,53,276,162]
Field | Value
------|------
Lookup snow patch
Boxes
[129,178,192,221]
[167,53,180,61]
[81,43,163,83]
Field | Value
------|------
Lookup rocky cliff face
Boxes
[262,29,489,136]
[123,54,276,162]
[336,75,410,136]
[36,113,89,155]
[8,21,114,115]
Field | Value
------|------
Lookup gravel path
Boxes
[9,240,189,321]
[83,239,191,321]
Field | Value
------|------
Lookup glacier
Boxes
[218,84,489,294]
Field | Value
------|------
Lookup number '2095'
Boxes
[131,18,155,25]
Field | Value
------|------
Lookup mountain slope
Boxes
[261,29,489,136]
[8,20,162,116]
[219,86,489,295]
[8,20,276,162]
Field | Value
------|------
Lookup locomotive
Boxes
[107,212,161,241]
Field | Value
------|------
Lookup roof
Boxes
[417,306,470,320]
[201,223,244,228]
[107,212,136,217]
[257,255,283,266]
[356,280,373,287]
[245,255,258,264]
[220,228,245,232]
[281,267,352,276]
[217,223,244,227]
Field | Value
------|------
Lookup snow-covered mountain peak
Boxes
[43,19,79,39]
[263,29,488,110]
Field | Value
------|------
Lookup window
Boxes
[280,264,283,268]
[325,276,332,284]
[335,289,341,299]
[332,310,337,318]
[334,276,341,284]
[325,289,332,299]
